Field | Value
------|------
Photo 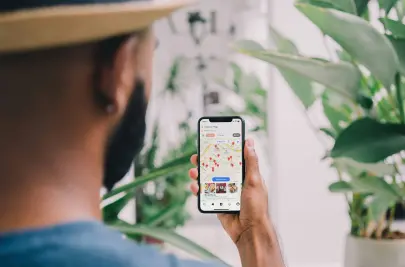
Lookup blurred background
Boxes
[102,0,405,266]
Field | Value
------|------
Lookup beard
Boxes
[103,80,147,191]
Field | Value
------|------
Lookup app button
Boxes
[220,203,223,206]
[236,202,240,206]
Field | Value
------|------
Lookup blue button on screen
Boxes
[212,177,230,182]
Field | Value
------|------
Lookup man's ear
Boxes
[96,35,140,116]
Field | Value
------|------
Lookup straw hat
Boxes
[0,0,193,54]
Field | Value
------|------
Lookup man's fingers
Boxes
[188,168,198,180]
[190,154,198,166]
[244,138,261,186]
[190,182,199,196]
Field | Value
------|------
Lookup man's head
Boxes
[0,26,154,191]
[0,1,193,228]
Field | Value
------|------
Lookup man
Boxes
[0,0,285,266]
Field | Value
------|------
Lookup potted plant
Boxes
[234,0,405,266]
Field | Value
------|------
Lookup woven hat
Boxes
[0,0,192,53]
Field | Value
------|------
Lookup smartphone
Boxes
[198,116,245,213]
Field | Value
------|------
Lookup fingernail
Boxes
[246,139,254,148]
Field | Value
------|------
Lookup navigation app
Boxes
[199,118,243,212]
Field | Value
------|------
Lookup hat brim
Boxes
[0,0,193,53]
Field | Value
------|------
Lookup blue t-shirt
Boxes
[0,221,226,267]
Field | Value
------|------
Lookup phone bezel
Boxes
[197,116,245,214]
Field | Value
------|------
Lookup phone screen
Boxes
[198,117,244,213]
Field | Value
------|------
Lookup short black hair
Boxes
[95,33,133,66]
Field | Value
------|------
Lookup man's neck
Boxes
[0,134,105,232]
[0,181,102,232]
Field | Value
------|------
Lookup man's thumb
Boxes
[244,139,260,185]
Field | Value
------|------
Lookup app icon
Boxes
[236,202,240,206]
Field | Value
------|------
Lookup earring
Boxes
[106,103,117,114]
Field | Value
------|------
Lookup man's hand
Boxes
[189,138,268,244]
[188,138,285,267]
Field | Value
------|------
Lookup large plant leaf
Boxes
[298,0,357,14]
[378,0,400,13]
[388,36,405,76]
[296,3,399,88]
[269,26,317,109]
[330,176,402,197]
[350,176,402,196]
[333,157,395,176]
[369,194,398,220]
[381,18,405,39]
[234,40,361,100]
[331,118,405,163]
[113,224,229,266]
[103,152,194,200]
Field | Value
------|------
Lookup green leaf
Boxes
[322,93,350,132]
[337,49,352,62]
[354,0,370,15]
[380,18,405,39]
[296,3,399,88]
[234,40,361,100]
[298,0,357,14]
[351,176,401,197]
[103,152,194,200]
[269,26,317,109]
[329,181,353,192]
[369,194,397,220]
[230,62,243,93]
[356,94,373,110]
[112,224,229,266]
[387,36,405,76]
[102,192,134,223]
[145,202,184,226]
[333,157,395,176]
[331,118,405,162]
[254,87,267,97]
[378,0,400,13]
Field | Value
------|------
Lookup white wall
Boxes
[269,0,349,265]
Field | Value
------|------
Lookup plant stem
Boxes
[336,169,350,207]
[396,73,405,124]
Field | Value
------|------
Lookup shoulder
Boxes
[40,223,225,267]
[0,221,225,267]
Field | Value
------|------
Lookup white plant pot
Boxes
[344,235,405,267]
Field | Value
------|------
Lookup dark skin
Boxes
[0,27,284,266]
[0,29,154,232]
